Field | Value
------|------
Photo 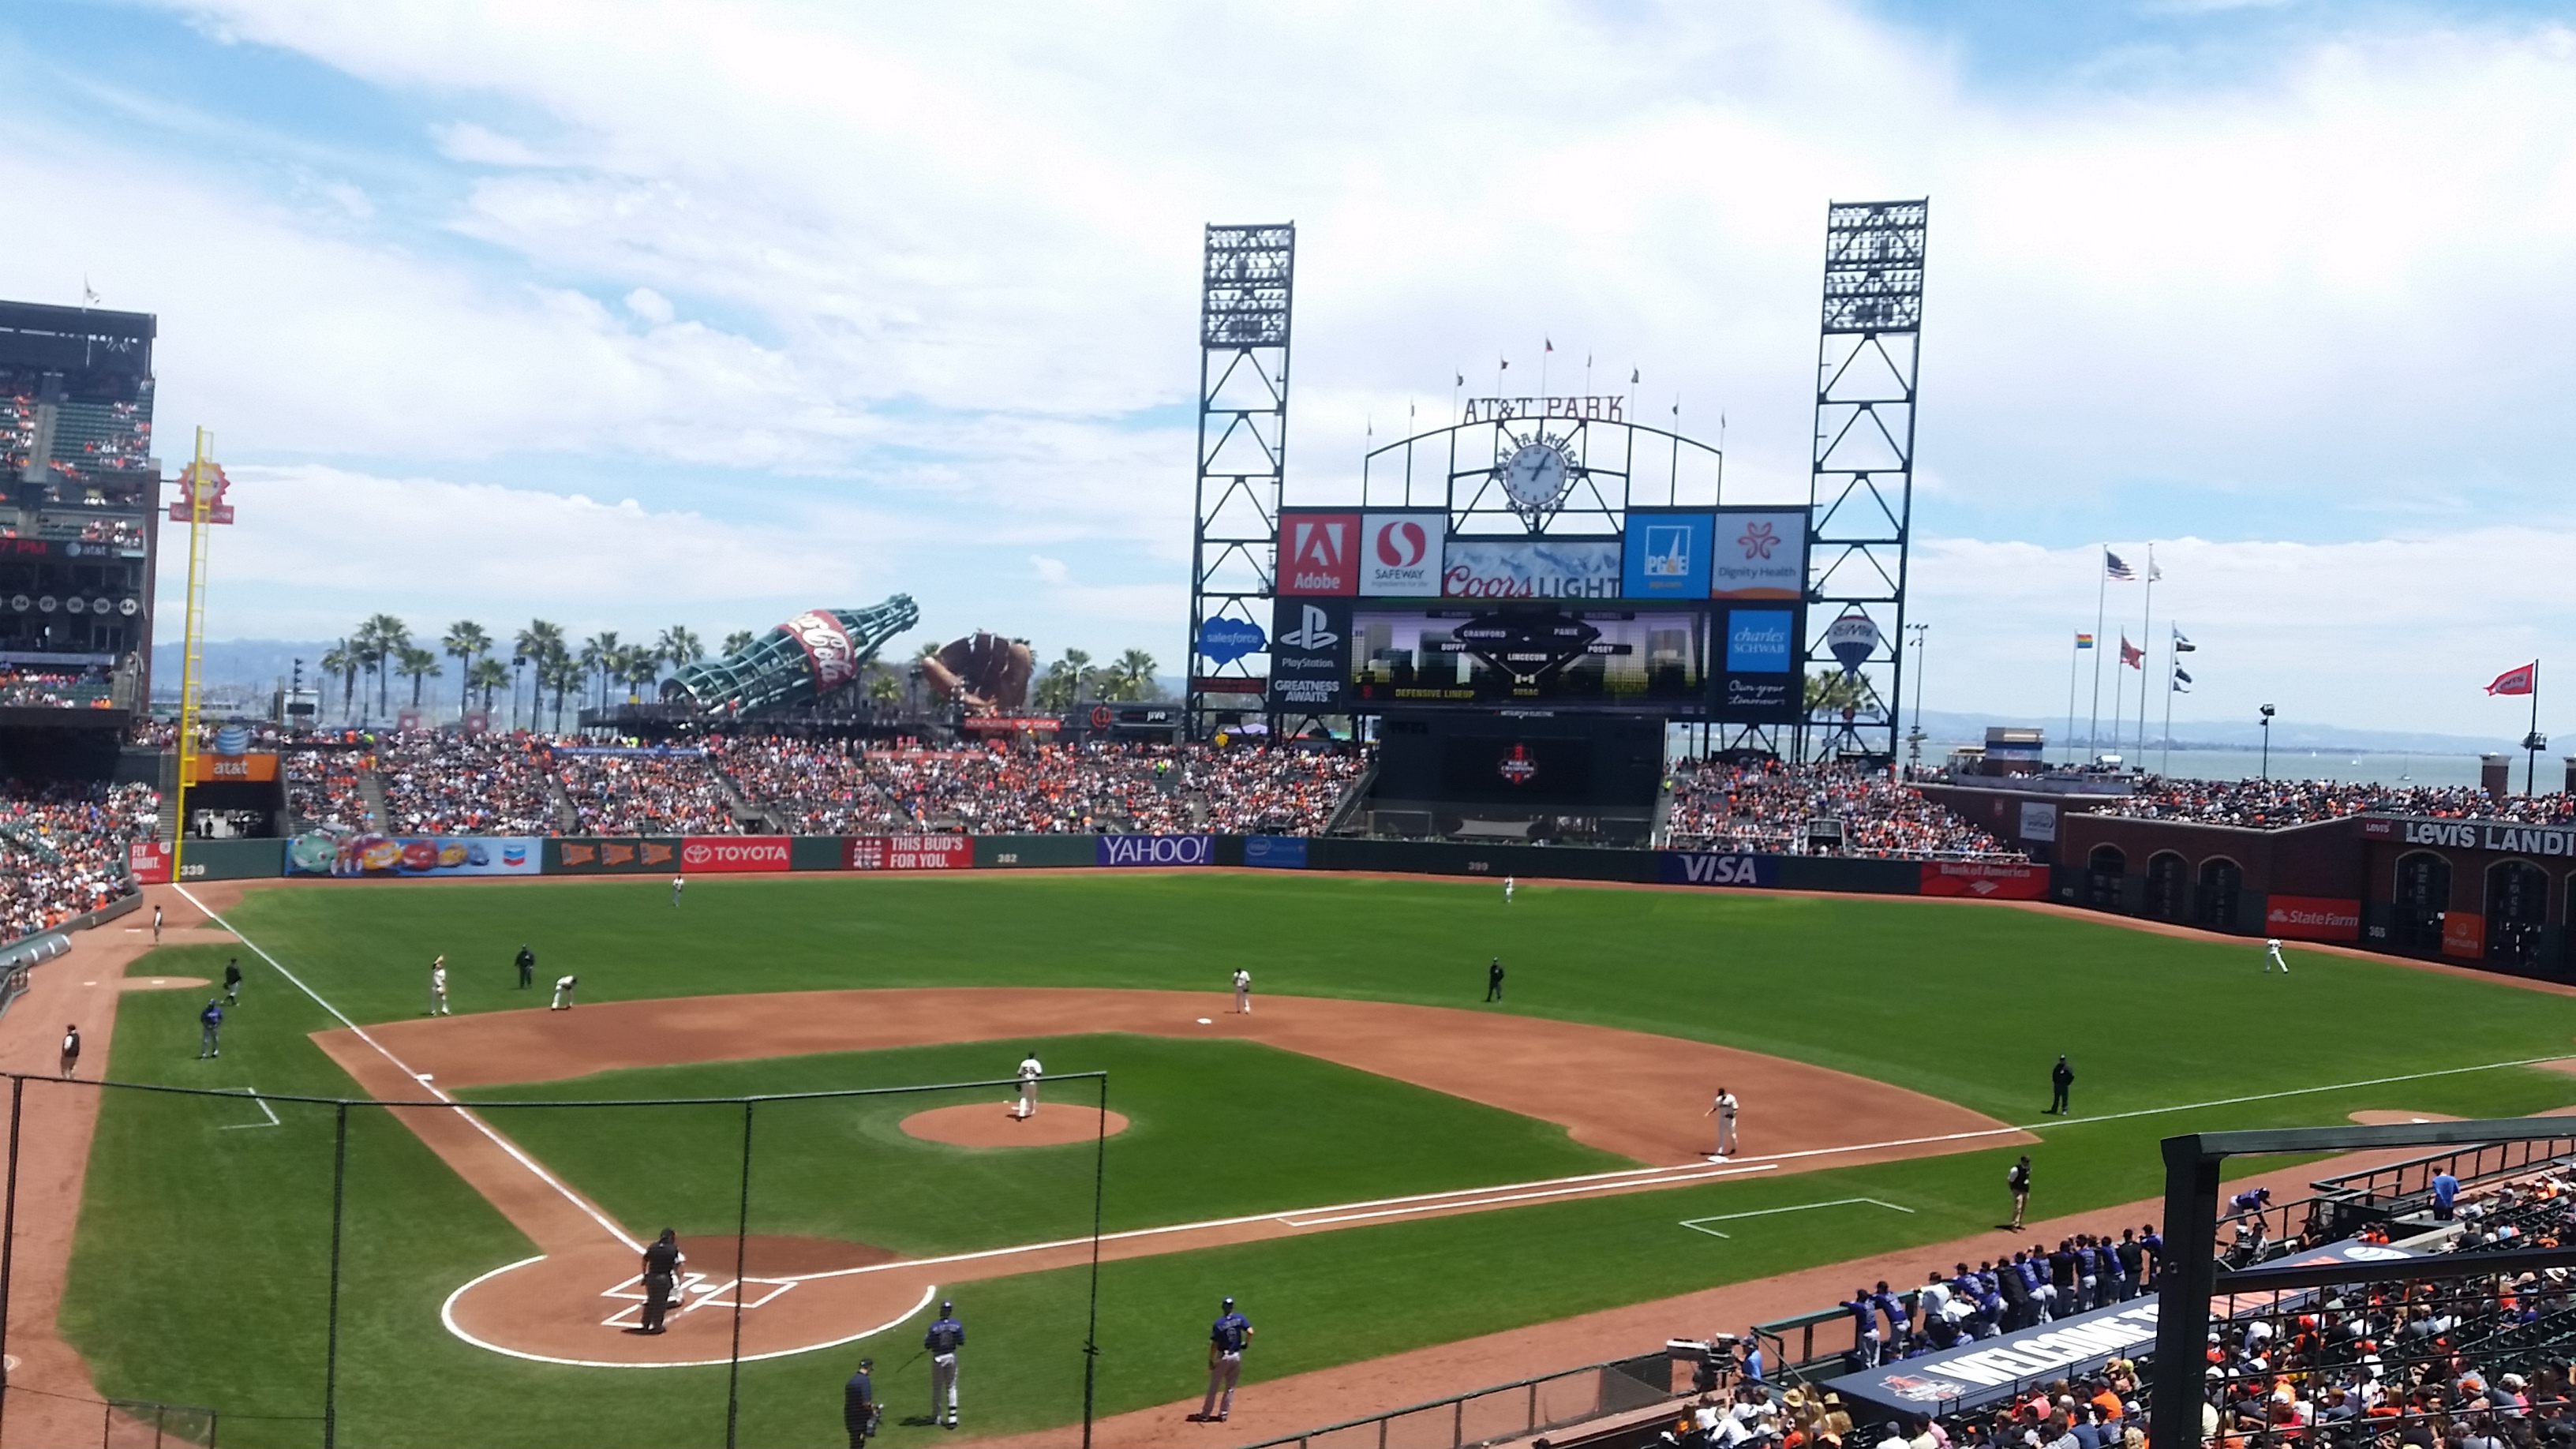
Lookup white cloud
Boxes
[621,286,674,324]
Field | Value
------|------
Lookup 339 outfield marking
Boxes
[1679,1196,1915,1240]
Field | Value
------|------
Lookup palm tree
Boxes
[1110,648,1158,702]
[543,651,581,734]
[397,645,441,711]
[867,672,902,705]
[620,645,660,702]
[1032,649,1091,712]
[657,626,704,672]
[580,631,620,710]
[466,655,511,714]
[721,630,756,657]
[443,620,491,722]
[514,620,564,732]
[361,613,410,717]
[320,638,360,723]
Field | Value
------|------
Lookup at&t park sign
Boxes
[2364,815,2576,859]
[1458,395,1627,424]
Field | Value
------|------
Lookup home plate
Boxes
[1196,1017,1212,1025]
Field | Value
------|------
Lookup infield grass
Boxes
[50,874,2576,1446]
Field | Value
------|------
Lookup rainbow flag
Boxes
[2075,632,2095,649]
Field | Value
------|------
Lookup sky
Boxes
[6,0,2575,741]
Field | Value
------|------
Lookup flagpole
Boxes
[2111,632,2126,761]
[2529,659,2543,796]
[2162,627,2177,777]
[2136,545,2155,760]
[2089,549,2108,760]
[2065,635,2081,769]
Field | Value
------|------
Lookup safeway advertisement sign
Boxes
[1359,511,1447,597]
[847,836,972,871]
[2263,894,2360,943]
[1919,861,2047,899]
[680,837,791,874]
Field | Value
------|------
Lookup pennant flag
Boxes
[2172,676,2191,693]
[1631,367,1640,384]
[2486,661,2538,696]
[1499,357,1509,370]
[2173,667,2193,685]
[1544,339,1554,353]
[2105,550,2135,581]
[1455,372,1465,388]
[2148,554,2163,582]
[2119,635,2144,668]
[2075,632,2095,650]
[2171,630,2195,652]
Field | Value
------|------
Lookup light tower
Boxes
[1804,200,1928,766]
[1183,223,1295,738]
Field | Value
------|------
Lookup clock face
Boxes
[1500,443,1568,510]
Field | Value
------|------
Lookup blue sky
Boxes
[6,0,2574,738]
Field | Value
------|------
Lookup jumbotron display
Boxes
[1264,506,1809,721]
[661,595,919,717]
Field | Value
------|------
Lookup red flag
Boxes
[2119,635,2144,668]
[2485,661,2537,696]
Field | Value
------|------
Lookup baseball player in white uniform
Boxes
[672,873,685,906]
[1705,1087,1739,1160]
[1503,876,1515,904]
[429,956,451,1016]
[1232,968,1252,1014]
[1015,1051,1043,1119]
[2263,938,2289,972]
[551,975,578,1009]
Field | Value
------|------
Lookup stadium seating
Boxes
[1666,759,2023,859]
[378,732,560,836]
[0,780,158,941]
[2095,777,2576,829]
[553,748,742,836]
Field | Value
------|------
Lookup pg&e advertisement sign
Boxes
[1097,834,1214,867]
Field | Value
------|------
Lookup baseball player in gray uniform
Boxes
[1232,968,1252,1014]
[1015,1050,1043,1119]
[923,1300,964,1427]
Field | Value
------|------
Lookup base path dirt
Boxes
[900,1103,1129,1147]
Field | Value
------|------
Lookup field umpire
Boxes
[843,1357,879,1446]
[638,1228,683,1334]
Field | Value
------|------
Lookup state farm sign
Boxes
[680,837,791,874]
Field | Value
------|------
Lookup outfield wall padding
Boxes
[173,838,286,882]
[972,835,1099,869]
[788,836,845,871]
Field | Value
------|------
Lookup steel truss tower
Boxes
[1804,200,1928,766]
[1184,223,1296,737]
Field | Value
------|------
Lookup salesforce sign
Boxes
[1095,834,1215,867]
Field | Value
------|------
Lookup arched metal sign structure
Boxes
[1357,401,1726,534]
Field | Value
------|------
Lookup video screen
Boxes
[1348,604,1706,709]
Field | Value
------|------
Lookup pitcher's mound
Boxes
[900,1103,1129,1148]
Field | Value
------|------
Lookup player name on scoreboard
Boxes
[846,836,974,871]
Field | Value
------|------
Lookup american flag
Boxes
[2104,550,2135,581]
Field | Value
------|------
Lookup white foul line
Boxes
[176,886,641,1252]
[215,1086,281,1131]
[1680,1196,1914,1239]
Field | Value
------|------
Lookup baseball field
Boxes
[41,871,2576,1447]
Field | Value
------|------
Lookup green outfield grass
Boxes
[51,874,2576,1447]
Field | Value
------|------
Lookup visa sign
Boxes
[1656,852,1779,887]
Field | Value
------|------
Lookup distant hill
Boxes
[1913,707,2504,757]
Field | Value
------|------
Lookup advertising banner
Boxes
[2443,911,2486,958]
[1358,511,1447,597]
[1620,511,1713,600]
[1713,605,1802,723]
[190,751,279,783]
[1825,1300,2162,1419]
[1195,616,1267,665]
[1708,509,1808,600]
[2263,895,2361,943]
[2017,801,2058,842]
[547,837,682,874]
[1656,852,1779,887]
[289,833,542,878]
[781,610,863,693]
[1350,604,1705,710]
[1267,597,1350,711]
[1277,511,1361,596]
[2375,815,2576,860]
[1242,834,1309,868]
[680,837,792,874]
[1096,834,1214,867]
[1919,860,2048,899]
[128,839,170,885]
[847,836,973,871]
[1440,539,1621,600]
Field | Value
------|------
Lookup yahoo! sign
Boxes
[1095,834,1214,867]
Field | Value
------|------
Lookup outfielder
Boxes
[1503,875,1515,904]
[2263,938,2289,973]
[1191,1295,1253,1422]
[429,955,451,1017]
[1705,1087,1739,1159]
[1232,968,1252,1015]
[923,1299,964,1428]
[551,974,578,1010]
[1015,1050,1043,1119]
[672,873,685,906]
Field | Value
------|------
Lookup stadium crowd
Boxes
[0,780,158,939]
[1666,759,2023,859]
[554,747,739,836]
[378,732,560,836]
[2095,777,2576,829]
[283,749,372,833]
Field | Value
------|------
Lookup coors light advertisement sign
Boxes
[782,610,863,693]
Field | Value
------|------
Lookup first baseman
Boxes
[1192,1295,1253,1422]
[1015,1050,1043,1119]
[1232,968,1252,1015]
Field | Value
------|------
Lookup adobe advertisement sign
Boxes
[1657,852,1779,887]
[680,837,792,874]
[1276,511,1361,596]
[1358,511,1447,597]
[290,833,543,877]
[2263,894,2360,943]
[1708,508,1808,600]
[1266,597,1350,711]
[1920,860,2047,899]
[1095,834,1214,867]
[847,836,972,871]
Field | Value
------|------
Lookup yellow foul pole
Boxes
[169,428,215,885]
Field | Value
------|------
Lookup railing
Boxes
[1750,1290,1917,1382]
[1237,1351,1677,1449]
[2298,1135,2576,1241]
